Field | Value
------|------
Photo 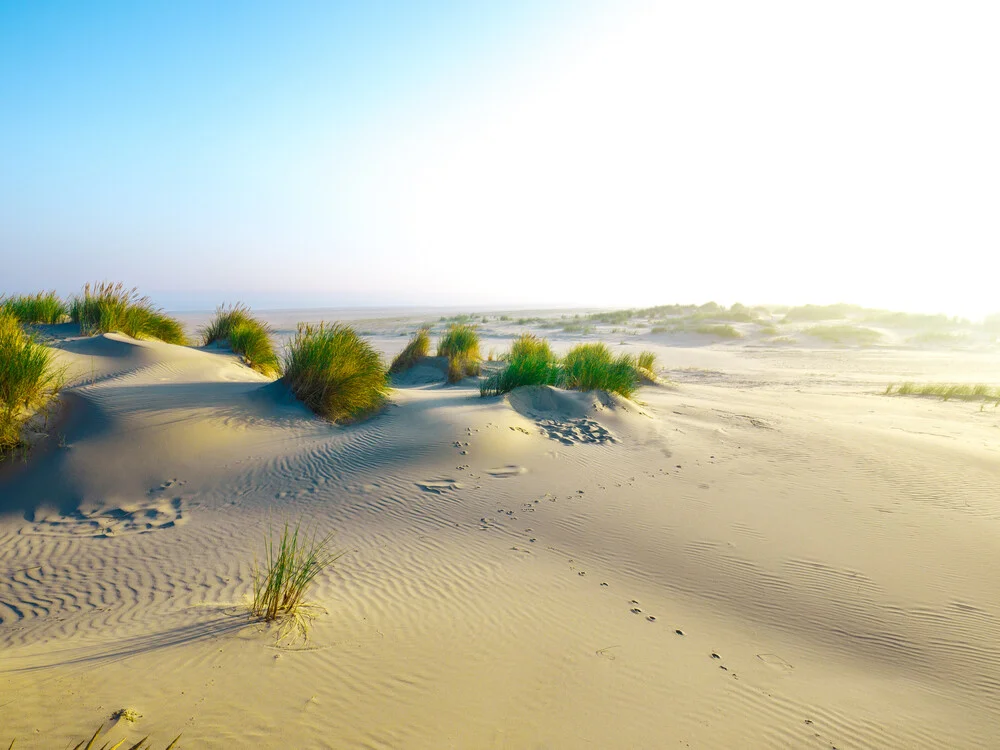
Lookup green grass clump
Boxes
[202,303,280,377]
[805,324,882,346]
[886,382,1000,403]
[562,343,639,398]
[907,331,967,346]
[0,311,64,456]
[694,323,742,339]
[283,322,389,423]
[251,521,343,641]
[389,328,431,374]
[438,324,481,383]
[480,334,561,397]
[637,350,656,372]
[70,282,187,345]
[1,291,68,324]
[757,324,779,335]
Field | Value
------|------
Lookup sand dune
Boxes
[2,319,999,748]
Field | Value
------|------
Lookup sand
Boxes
[2,313,1000,748]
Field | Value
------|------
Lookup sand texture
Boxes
[2,315,1000,748]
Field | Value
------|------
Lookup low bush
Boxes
[70,282,187,345]
[438,324,481,383]
[389,329,430,374]
[283,322,388,423]
[1,291,68,324]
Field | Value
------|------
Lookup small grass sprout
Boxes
[251,521,344,641]
[283,322,389,423]
[70,282,187,345]
[389,328,431,374]
[1,291,68,324]
[438,324,481,383]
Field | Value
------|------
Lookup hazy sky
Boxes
[2,1,997,316]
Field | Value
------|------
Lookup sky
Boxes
[1,1,998,317]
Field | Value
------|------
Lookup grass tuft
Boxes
[0,311,64,456]
[438,324,481,383]
[389,329,431,374]
[1,291,68,324]
[202,303,280,377]
[251,521,343,641]
[66,723,180,750]
[70,282,187,345]
[282,322,389,423]
[480,334,561,397]
[694,323,742,339]
[886,382,1000,403]
[562,343,639,398]
[637,350,657,372]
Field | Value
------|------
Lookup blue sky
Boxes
[2,1,998,315]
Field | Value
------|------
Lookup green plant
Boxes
[438,324,481,383]
[480,334,561,397]
[886,382,1000,403]
[389,329,430,374]
[694,323,742,339]
[202,303,280,377]
[282,322,389,423]
[1,291,68,324]
[562,343,639,398]
[251,521,343,640]
[70,282,187,345]
[0,311,64,456]
[805,324,882,346]
[637,350,656,373]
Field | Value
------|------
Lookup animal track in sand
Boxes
[486,465,526,477]
[535,417,616,445]
[24,496,186,538]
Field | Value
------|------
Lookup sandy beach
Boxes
[1,309,998,748]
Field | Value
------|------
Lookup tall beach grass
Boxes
[1,291,68,324]
[282,322,389,423]
[0,311,64,455]
[389,328,431,374]
[202,303,280,377]
[438,324,481,383]
[70,282,187,345]
[562,343,639,398]
[480,334,560,397]
[885,382,1000,404]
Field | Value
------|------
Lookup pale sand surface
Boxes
[3,311,1000,748]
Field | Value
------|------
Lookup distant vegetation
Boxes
[71,282,188,345]
[438,324,481,383]
[0,310,64,455]
[694,323,742,339]
[782,303,862,322]
[885,382,1000,404]
[805,324,882,346]
[251,521,342,641]
[907,331,968,346]
[283,322,389,423]
[0,291,68,324]
[202,303,280,377]
[389,328,431,374]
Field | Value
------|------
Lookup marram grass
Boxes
[438,324,481,383]
[562,343,639,399]
[637,350,656,373]
[885,382,1000,404]
[282,322,389,423]
[7,723,180,750]
[389,328,431,374]
[202,303,280,377]
[251,521,343,641]
[480,334,560,397]
[1,291,68,324]
[70,282,187,345]
[0,310,64,456]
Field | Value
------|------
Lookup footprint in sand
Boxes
[486,465,526,477]
[416,479,464,494]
